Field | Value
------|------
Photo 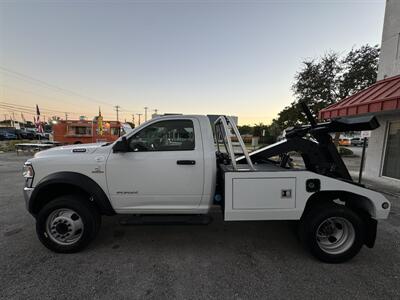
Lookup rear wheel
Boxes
[36,195,101,253]
[299,202,365,263]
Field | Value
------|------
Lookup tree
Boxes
[237,125,252,135]
[292,52,342,119]
[339,45,380,98]
[270,44,380,139]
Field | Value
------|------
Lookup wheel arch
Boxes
[302,190,378,248]
[302,190,376,218]
[29,172,115,216]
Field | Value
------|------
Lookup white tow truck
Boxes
[23,104,390,262]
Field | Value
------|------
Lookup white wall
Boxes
[364,0,400,188]
[364,111,400,187]
[378,0,400,80]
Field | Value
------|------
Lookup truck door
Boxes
[106,118,205,212]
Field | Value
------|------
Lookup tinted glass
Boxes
[129,120,195,152]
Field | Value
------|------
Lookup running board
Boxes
[119,214,213,225]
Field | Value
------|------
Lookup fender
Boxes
[29,171,115,216]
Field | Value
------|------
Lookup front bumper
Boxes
[23,187,34,210]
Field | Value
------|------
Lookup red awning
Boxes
[319,75,400,120]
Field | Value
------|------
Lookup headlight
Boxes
[23,163,34,178]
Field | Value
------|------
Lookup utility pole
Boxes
[132,114,135,127]
[144,107,148,122]
[114,105,120,122]
[65,112,68,120]
[137,113,142,125]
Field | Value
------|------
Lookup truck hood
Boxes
[34,143,108,158]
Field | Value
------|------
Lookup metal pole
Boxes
[114,105,120,122]
[144,107,148,122]
[358,137,367,183]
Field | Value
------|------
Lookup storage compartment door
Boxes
[232,177,295,209]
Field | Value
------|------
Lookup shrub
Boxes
[338,147,354,156]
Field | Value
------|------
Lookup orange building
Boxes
[53,119,121,144]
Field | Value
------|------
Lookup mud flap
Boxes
[365,218,377,248]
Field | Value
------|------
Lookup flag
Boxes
[35,105,44,133]
[98,107,103,136]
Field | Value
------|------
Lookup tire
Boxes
[36,195,101,253]
[299,202,365,263]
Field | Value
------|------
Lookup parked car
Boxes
[338,137,351,146]
[35,132,49,140]
[17,129,37,140]
[351,137,368,147]
[0,131,17,140]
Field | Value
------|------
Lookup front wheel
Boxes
[299,203,365,263]
[36,195,101,253]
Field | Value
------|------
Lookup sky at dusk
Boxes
[0,0,386,125]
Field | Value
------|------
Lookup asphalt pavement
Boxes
[0,152,399,299]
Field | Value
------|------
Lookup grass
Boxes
[0,140,32,152]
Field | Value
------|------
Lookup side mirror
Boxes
[113,136,129,153]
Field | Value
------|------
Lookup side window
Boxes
[128,120,195,152]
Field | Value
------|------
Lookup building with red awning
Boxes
[319,75,400,120]
[319,0,400,186]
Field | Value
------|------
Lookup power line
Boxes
[0,83,80,106]
[0,100,75,115]
[0,67,143,118]
[0,66,114,108]
[1,83,136,117]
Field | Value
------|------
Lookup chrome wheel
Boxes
[316,217,355,255]
[45,208,84,246]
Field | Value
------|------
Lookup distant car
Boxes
[35,132,49,140]
[0,131,17,140]
[338,138,351,146]
[17,130,37,140]
[351,137,368,147]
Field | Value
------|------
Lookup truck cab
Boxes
[106,115,216,213]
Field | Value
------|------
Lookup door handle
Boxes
[177,160,196,165]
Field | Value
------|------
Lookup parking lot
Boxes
[1,152,399,299]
